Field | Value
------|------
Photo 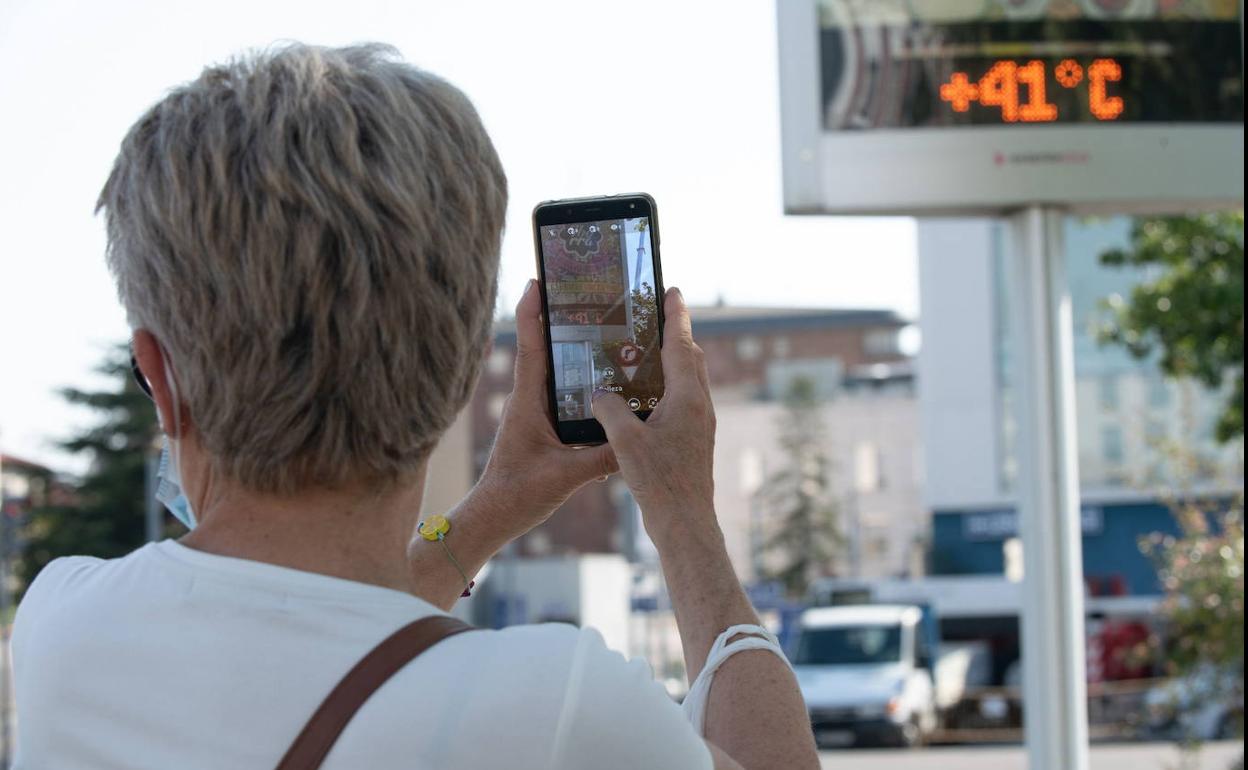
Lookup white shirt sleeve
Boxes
[549,628,713,770]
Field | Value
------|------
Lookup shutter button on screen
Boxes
[627,398,641,411]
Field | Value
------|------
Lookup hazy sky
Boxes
[0,0,917,472]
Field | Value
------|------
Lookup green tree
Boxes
[1103,214,1246,763]
[17,344,172,593]
[1098,212,1244,442]
[1141,495,1244,745]
[630,281,658,343]
[759,377,841,598]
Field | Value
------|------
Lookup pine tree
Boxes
[17,344,172,593]
[759,376,842,598]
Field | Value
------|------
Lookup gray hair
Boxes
[99,43,507,493]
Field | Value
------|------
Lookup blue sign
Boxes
[963,506,1104,541]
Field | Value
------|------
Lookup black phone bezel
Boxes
[532,193,665,446]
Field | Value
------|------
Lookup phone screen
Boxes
[537,214,663,430]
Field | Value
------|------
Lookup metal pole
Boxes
[1008,205,1090,770]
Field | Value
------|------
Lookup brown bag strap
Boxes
[276,615,477,770]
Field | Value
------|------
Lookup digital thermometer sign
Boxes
[817,8,1242,130]
[939,58,1125,122]
[777,0,1245,214]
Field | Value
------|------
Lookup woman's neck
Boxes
[179,472,428,595]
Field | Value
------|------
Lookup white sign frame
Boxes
[777,0,1246,216]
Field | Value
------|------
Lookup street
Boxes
[819,741,1244,770]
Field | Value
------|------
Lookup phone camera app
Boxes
[541,215,662,423]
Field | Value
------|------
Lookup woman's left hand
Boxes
[472,279,619,538]
[407,280,618,608]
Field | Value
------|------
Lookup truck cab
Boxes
[792,604,938,748]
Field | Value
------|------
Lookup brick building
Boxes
[468,305,921,581]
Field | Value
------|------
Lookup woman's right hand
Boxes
[590,288,719,548]
[594,289,821,770]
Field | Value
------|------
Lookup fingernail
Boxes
[671,286,684,303]
[591,387,610,401]
[523,279,536,296]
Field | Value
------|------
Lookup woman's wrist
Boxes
[643,502,724,555]
[646,506,761,679]
[407,483,521,609]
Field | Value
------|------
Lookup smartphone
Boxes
[532,193,665,445]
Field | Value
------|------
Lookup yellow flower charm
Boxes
[418,514,451,541]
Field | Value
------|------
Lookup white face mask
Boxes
[155,440,196,530]
[153,346,197,530]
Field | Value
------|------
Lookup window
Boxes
[854,442,884,493]
[737,335,762,361]
[487,348,512,377]
[554,342,587,387]
[739,448,764,496]
[864,329,900,357]
[772,336,791,358]
[1145,419,1166,444]
[1,472,29,499]
[1102,425,1125,464]
[1099,375,1120,411]
[793,625,902,666]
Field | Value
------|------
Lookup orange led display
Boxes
[939,58,1123,123]
[1018,60,1058,122]
[939,72,979,112]
[1088,59,1125,121]
[978,61,1020,122]
[1055,59,1083,88]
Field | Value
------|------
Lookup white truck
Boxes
[792,605,939,748]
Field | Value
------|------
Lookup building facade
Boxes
[466,305,924,585]
[917,216,1244,598]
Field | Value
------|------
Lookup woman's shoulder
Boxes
[18,553,112,615]
[466,621,601,669]
[14,544,184,655]
[453,623,666,705]
[451,621,650,700]
[462,624,708,769]
[475,622,638,671]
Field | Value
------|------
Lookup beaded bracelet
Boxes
[417,514,475,597]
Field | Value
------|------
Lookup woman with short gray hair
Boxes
[11,44,817,769]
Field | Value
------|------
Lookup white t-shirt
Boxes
[11,541,712,770]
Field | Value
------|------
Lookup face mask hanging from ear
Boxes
[155,440,197,530]
[152,345,197,530]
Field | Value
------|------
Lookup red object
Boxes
[1099,621,1150,680]
[615,343,641,366]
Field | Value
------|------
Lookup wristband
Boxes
[417,515,475,597]
[681,624,791,736]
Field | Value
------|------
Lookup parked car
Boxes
[793,605,939,748]
[933,640,994,713]
[1144,666,1244,741]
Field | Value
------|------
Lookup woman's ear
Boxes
[131,329,181,437]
